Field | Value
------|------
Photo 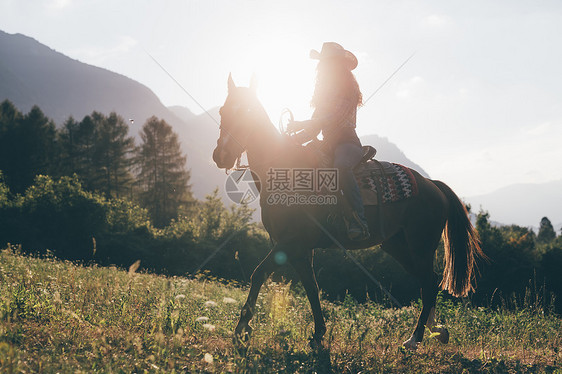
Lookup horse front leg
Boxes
[234,248,276,343]
[290,249,326,349]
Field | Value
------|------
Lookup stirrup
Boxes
[344,211,370,241]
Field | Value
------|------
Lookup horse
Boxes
[212,74,483,350]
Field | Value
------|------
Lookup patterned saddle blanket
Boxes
[354,161,418,206]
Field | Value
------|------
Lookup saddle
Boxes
[357,145,377,169]
[304,142,418,206]
[298,141,418,241]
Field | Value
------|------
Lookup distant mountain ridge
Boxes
[465,180,562,229]
[359,134,429,178]
[0,31,171,127]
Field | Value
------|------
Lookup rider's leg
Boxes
[333,143,369,240]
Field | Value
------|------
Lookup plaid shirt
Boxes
[306,93,361,151]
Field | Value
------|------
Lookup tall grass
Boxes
[1,246,560,373]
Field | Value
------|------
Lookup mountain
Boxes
[0,31,173,128]
[0,30,435,213]
[359,134,430,178]
[0,30,227,199]
[465,180,562,229]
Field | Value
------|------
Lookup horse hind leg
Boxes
[405,251,452,348]
[402,272,439,350]
[426,305,450,344]
[382,231,443,350]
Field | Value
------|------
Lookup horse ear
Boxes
[228,73,236,93]
[249,73,258,92]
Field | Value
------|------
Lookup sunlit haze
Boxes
[1,0,562,199]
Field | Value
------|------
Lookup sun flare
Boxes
[229,37,317,128]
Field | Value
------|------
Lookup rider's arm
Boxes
[308,94,357,134]
[292,120,321,144]
[290,93,357,144]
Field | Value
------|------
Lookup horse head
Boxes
[212,73,260,170]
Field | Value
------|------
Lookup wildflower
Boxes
[203,353,214,364]
[203,324,216,331]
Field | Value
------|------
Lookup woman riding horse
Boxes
[288,42,369,241]
[213,54,483,350]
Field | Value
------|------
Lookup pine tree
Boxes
[136,116,192,227]
[537,216,556,244]
[0,100,23,190]
[75,114,98,189]
[59,112,136,198]
[0,103,57,193]
[93,112,136,198]
[58,116,80,176]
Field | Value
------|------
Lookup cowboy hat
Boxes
[310,42,358,70]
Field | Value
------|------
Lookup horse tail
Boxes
[432,180,483,298]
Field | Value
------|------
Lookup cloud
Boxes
[47,0,73,10]
[396,76,425,99]
[523,121,553,136]
[422,14,453,29]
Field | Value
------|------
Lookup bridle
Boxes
[218,104,256,174]
[219,104,295,175]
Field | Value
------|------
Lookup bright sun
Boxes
[229,37,317,127]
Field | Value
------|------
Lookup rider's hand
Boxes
[291,130,311,145]
[286,120,307,134]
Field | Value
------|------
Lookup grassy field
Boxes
[0,246,561,373]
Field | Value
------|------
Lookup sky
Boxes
[1,0,562,198]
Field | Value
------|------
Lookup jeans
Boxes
[333,143,366,222]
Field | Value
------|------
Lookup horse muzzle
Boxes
[213,146,237,170]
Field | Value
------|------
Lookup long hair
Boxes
[311,60,363,109]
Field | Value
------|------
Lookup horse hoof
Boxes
[233,325,252,343]
[233,337,247,353]
[402,337,419,351]
[233,327,252,355]
[431,325,449,344]
[309,336,323,350]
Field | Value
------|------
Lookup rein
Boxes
[278,108,294,135]
[233,155,249,172]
